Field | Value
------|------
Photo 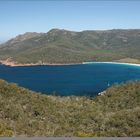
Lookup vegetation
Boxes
[0,29,140,64]
[0,79,140,137]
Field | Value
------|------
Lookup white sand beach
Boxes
[82,61,140,67]
[1,58,140,67]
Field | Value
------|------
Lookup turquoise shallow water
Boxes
[0,63,140,96]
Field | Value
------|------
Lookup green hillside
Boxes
[0,79,140,137]
[0,29,140,64]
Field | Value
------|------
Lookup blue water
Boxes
[0,63,140,96]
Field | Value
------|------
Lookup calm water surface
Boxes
[0,63,140,96]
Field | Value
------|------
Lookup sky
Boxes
[0,0,140,42]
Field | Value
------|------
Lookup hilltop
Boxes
[0,29,140,65]
[0,79,140,136]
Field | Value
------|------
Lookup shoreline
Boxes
[0,60,83,67]
[82,61,140,67]
[0,59,140,67]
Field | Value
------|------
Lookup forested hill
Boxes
[0,79,140,136]
[0,29,140,64]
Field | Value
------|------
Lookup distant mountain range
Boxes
[0,29,140,64]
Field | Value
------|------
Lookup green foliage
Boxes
[0,79,140,136]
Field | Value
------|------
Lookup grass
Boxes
[0,79,140,136]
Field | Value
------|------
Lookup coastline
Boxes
[82,61,140,67]
[1,59,140,67]
[0,59,83,67]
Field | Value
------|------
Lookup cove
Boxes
[0,62,140,96]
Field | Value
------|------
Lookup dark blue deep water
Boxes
[0,63,140,96]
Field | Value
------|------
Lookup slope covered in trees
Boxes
[0,29,140,64]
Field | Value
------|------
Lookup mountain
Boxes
[0,29,140,64]
[0,79,140,136]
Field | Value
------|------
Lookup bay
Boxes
[0,63,140,96]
